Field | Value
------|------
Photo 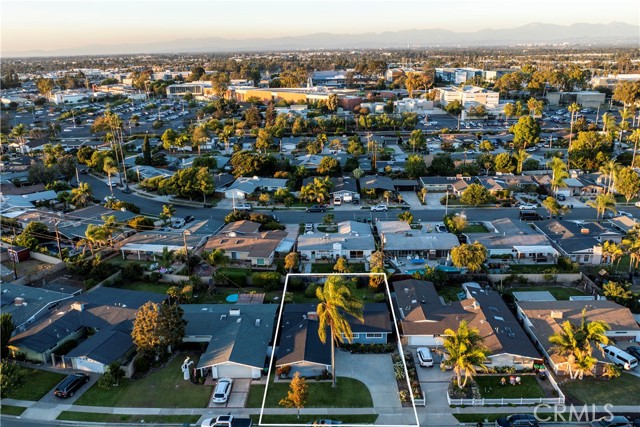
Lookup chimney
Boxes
[14,297,24,306]
[229,308,241,316]
[71,302,85,312]
[550,310,563,319]
[307,311,318,321]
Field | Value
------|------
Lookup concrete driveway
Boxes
[334,351,401,411]
[208,379,250,408]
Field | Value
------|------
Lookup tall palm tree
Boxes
[442,320,488,389]
[618,108,632,145]
[316,275,363,388]
[629,129,640,168]
[160,204,176,224]
[103,156,118,197]
[586,193,616,221]
[599,160,619,194]
[71,182,93,208]
[513,149,530,174]
[623,225,640,272]
[579,309,610,358]
[547,157,569,196]
[602,241,623,266]
[566,102,581,170]
[101,215,121,247]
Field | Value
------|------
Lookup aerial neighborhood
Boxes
[1,17,640,427]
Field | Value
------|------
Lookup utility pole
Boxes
[11,228,18,280]
[183,230,190,274]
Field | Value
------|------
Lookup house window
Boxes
[365,333,383,339]
[257,258,265,265]
[349,250,364,259]
[583,255,589,262]
[343,333,360,339]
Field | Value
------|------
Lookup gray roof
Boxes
[297,221,375,252]
[66,329,133,364]
[467,219,552,250]
[181,304,277,370]
[0,283,73,330]
[534,220,620,254]
[359,175,395,192]
[10,287,165,358]
[379,222,459,252]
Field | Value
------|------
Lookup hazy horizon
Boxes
[2,0,639,55]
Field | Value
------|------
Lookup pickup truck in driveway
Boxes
[201,415,252,427]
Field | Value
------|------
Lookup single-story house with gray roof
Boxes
[181,304,277,379]
[297,221,374,261]
[223,177,288,199]
[0,282,74,332]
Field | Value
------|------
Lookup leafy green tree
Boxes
[442,320,488,389]
[131,302,186,357]
[316,275,363,387]
[196,167,214,205]
[161,128,177,152]
[479,140,493,153]
[255,128,273,154]
[510,115,541,149]
[408,129,426,153]
[97,362,125,390]
[1,314,16,359]
[444,214,467,234]
[322,214,335,225]
[333,257,351,274]
[0,360,23,398]
[326,94,339,112]
[317,157,341,176]
[547,157,569,195]
[16,221,49,249]
[513,149,530,174]
[460,183,492,206]
[284,252,299,273]
[543,197,567,218]
[493,152,515,174]
[299,176,332,204]
[614,166,640,203]
[428,154,455,176]
[444,99,463,116]
[602,282,639,312]
[451,241,487,272]
[279,372,308,418]
[405,154,427,179]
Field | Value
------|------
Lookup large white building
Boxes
[439,85,500,109]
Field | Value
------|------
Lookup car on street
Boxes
[618,210,634,218]
[212,378,233,404]
[184,215,195,223]
[555,194,566,201]
[496,414,539,427]
[635,201,640,208]
[306,205,326,212]
[54,373,90,398]
[370,204,388,212]
[519,204,538,210]
[235,203,253,211]
[590,415,631,427]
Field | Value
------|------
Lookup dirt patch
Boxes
[1,259,54,282]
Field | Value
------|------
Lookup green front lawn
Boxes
[246,377,373,408]
[6,367,66,401]
[475,375,546,399]
[436,285,464,303]
[252,414,378,424]
[0,405,27,416]
[562,373,640,405]
[75,354,212,407]
[57,412,200,424]
[120,280,172,294]
[507,264,577,274]
[506,286,586,301]
[462,224,489,233]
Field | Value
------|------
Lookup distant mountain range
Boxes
[6,22,639,57]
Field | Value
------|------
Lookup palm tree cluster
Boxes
[548,309,610,379]
[76,215,121,255]
[442,320,488,389]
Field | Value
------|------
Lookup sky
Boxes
[2,0,639,53]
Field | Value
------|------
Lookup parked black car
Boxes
[54,373,90,398]
[184,215,195,223]
[496,414,539,427]
[306,205,325,213]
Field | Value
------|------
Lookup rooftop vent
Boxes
[550,310,563,319]
[14,297,24,306]
[255,319,261,326]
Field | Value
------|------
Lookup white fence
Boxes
[447,373,565,406]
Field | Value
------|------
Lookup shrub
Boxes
[127,216,154,230]
[304,284,319,298]
[373,293,386,303]
[251,272,282,291]
[133,354,151,375]
[148,272,162,284]
[122,263,144,280]
[0,360,23,398]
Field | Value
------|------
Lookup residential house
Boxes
[223,177,288,199]
[466,218,558,263]
[8,287,165,374]
[0,283,75,332]
[203,221,287,266]
[359,175,395,194]
[419,176,459,192]
[516,300,640,375]
[608,216,638,234]
[533,220,622,264]
[297,221,375,261]
[377,220,459,260]
[182,304,277,379]
[276,303,392,377]
[0,190,58,210]
[119,230,209,260]
[393,279,541,369]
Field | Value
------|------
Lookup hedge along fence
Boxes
[488,273,582,284]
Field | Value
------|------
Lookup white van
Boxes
[603,345,638,370]
[333,196,342,206]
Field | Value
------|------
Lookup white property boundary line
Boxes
[258,272,420,427]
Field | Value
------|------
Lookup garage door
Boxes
[73,358,105,373]
[215,363,254,379]
[408,336,441,347]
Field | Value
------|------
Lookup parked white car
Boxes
[235,203,253,211]
[211,378,233,404]
[416,347,434,367]
[519,204,538,210]
[370,204,388,212]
